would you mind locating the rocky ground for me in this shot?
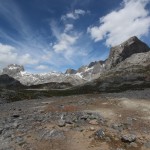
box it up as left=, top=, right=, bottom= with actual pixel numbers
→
left=0, top=89, right=150, bottom=150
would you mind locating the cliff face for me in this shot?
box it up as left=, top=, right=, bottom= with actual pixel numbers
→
left=105, top=36, right=150, bottom=70
left=74, top=37, right=150, bottom=93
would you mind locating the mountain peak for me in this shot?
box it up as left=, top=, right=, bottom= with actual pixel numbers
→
left=2, top=64, right=24, bottom=76
left=105, top=36, right=150, bottom=69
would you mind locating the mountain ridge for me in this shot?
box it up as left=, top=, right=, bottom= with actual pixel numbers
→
left=1, top=36, right=149, bottom=89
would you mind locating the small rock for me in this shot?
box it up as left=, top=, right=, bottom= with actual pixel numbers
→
left=58, top=120, right=65, bottom=127
left=105, top=137, right=111, bottom=142
left=89, top=119, right=98, bottom=125
left=12, top=114, right=20, bottom=118
left=130, top=142, right=138, bottom=148
left=65, top=117, right=73, bottom=124
left=13, top=122, right=19, bottom=128
left=90, top=127, right=95, bottom=131
left=95, top=129, right=105, bottom=139
left=0, top=128, right=3, bottom=134
left=121, top=134, right=136, bottom=143
left=80, top=115, right=88, bottom=120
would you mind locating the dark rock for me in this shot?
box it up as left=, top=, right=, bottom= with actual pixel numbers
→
left=12, top=114, right=20, bottom=118
left=95, top=129, right=105, bottom=139
left=88, top=60, right=105, bottom=68
left=0, top=128, right=3, bottom=134
left=0, top=74, right=25, bottom=89
left=121, top=134, right=136, bottom=143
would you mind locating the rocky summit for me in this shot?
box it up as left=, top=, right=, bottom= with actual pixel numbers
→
left=105, top=36, right=150, bottom=70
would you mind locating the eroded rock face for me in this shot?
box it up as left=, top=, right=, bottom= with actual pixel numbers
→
left=105, top=36, right=150, bottom=70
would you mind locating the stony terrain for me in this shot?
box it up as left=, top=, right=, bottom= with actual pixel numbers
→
left=0, top=89, right=150, bottom=150
left=0, top=36, right=150, bottom=150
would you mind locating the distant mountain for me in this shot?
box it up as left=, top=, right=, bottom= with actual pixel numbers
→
left=1, top=64, right=86, bottom=86
left=65, top=60, right=105, bottom=81
left=1, top=36, right=150, bottom=92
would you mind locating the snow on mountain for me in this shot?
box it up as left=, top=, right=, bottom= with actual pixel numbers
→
left=2, top=64, right=86, bottom=86
left=66, top=61, right=105, bottom=81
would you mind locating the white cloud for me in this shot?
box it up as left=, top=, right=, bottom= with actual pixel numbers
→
left=0, top=43, right=38, bottom=69
left=88, top=0, right=150, bottom=46
left=64, top=24, right=74, bottom=32
left=35, top=65, right=49, bottom=70
left=0, top=43, right=18, bottom=66
left=53, top=33, right=78, bottom=52
left=19, top=54, right=38, bottom=65
left=75, top=9, right=86, bottom=15
left=61, top=9, right=89, bottom=20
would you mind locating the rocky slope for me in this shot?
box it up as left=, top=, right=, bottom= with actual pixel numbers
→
left=0, top=90, right=150, bottom=150
left=0, top=74, right=25, bottom=89
left=74, top=37, right=150, bottom=92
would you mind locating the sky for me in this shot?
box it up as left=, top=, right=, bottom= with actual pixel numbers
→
left=0, top=0, right=150, bottom=73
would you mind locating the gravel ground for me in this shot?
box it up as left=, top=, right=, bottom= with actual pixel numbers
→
left=0, top=89, right=150, bottom=150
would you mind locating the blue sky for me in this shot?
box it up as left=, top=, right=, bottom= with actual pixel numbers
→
left=0, top=0, right=150, bottom=73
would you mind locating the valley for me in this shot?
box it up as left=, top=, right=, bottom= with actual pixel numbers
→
left=0, top=36, right=150, bottom=150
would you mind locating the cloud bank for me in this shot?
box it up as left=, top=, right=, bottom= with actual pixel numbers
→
left=88, top=0, right=150, bottom=46
left=0, top=43, right=37, bottom=69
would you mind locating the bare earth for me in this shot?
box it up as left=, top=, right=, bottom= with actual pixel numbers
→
left=0, top=89, right=150, bottom=150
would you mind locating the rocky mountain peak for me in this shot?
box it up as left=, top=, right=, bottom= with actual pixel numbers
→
left=65, top=69, right=77, bottom=74
left=2, top=64, right=24, bottom=76
left=105, top=36, right=150, bottom=69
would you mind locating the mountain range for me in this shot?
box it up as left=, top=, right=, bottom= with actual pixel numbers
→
left=0, top=36, right=150, bottom=91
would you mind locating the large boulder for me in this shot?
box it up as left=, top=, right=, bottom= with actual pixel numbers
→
left=105, top=36, right=150, bottom=70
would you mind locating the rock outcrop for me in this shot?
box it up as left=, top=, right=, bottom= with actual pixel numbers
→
left=105, top=36, right=150, bottom=70
left=74, top=37, right=150, bottom=93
